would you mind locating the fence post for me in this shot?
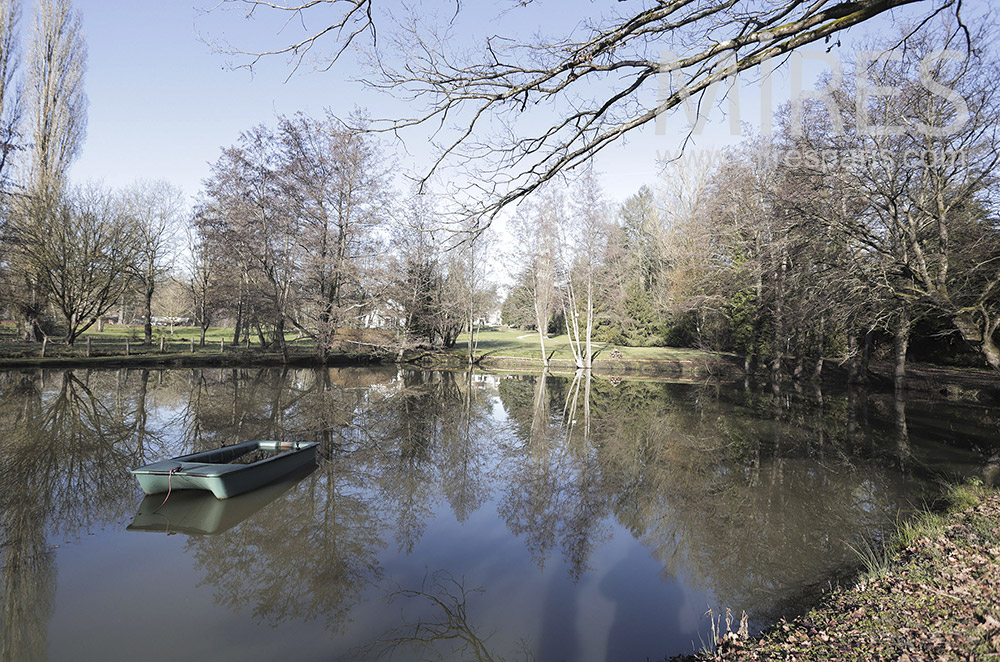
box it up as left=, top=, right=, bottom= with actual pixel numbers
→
left=125, top=338, right=130, bottom=356
left=41, top=337, right=47, bottom=358
left=190, top=337, right=195, bottom=353
left=86, top=337, right=92, bottom=357
left=220, top=338, right=225, bottom=352
left=159, top=337, right=165, bottom=353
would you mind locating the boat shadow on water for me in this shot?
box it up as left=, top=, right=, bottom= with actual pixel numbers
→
left=126, top=462, right=317, bottom=535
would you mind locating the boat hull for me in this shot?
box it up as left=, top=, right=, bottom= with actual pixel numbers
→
left=128, top=463, right=316, bottom=534
left=131, top=440, right=318, bottom=500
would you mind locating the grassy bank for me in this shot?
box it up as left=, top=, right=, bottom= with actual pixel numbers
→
left=675, top=482, right=1000, bottom=661
left=0, top=324, right=388, bottom=368
left=0, top=324, right=742, bottom=376
left=429, top=328, right=742, bottom=377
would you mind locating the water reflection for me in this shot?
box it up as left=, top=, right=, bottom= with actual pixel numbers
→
left=0, top=370, right=158, bottom=662
left=0, top=366, right=996, bottom=661
left=349, top=570, right=515, bottom=662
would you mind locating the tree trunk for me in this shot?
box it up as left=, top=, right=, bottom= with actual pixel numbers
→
left=143, top=285, right=154, bottom=345
left=467, top=317, right=474, bottom=365
left=893, top=307, right=910, bottom=391
left=563, top=280, right=585, bottom=369
left=982, top=334, right=1000, bottom=372
left=894, top=390, right=911, bottom=467
left=847, top=333, right=858, bottom=384
left=22, top=282, right=43, bottom=342
left=275, top=317, right=289, bottom=363
left=232, top=297, right=243, bottom=345
left=812, top=314, right=825, bottom=381
left=533, top=296, right=549, bottom=367
left=849, top=330, right=873, bottom=385
left=584, top=275, right=593, bottom=370
left=770, top=248, right=787, bottom=384
left=22, top=315, right=40, bottom=342
left=536, top=326, right=548, bottom=367
left=952, top=312, right=1000, bottom=371
left=860, top=331, right=873, bottom=383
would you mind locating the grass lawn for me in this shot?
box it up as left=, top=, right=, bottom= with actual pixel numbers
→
left=0, top=323, right=318, bottom=361
left=0, top=322, right=716, bottom=366
left=446, top=327, right=713, bottom=362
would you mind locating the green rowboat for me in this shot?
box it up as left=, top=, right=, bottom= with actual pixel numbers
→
left=130, top=440, right=319, bottom=500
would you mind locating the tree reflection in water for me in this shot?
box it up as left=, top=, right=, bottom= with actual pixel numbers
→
left=1, top=366, right=996, bottom=661
left=346, top=570, right=530, bottom=662
left=0, top=369, right=167, bottom=662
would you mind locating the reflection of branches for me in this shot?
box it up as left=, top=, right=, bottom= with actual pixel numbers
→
left=0, top=371, right=159, bottom=538
left=495, top=374, right=963, bottom=624
left=0, top=433, right=55, bottom=662
left=499, top=372, right=610, bottom=577
left=0, top=368, right=198, bottom=662
left=352, top=570, right=532, bottom=662
left=0, top=530, right=54, bottom=662
left=190, top=465, right=385, bottom=633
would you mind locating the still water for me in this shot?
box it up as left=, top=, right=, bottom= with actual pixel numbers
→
left=1, top=367, right=996, bottom=661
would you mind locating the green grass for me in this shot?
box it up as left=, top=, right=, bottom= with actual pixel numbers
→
left=849, top=481, right=987, bottom=584
left=0, top=323, right=717, bottom=366
left=0, top=324, right=318, bottom=362
left=448, top=327, right=713, bottom=362
left=84, top=324, right=233, bottom=342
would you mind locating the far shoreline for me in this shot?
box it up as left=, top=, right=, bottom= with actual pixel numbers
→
left=0, top=325, right=996, bottom=400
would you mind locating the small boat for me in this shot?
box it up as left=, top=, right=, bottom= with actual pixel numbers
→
left=130, top=440, right=319, bottom=500
left=127, top=463, right=316, bottom=535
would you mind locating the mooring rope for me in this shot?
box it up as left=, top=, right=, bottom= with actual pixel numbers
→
left=155, top=467, right=179, bottom=511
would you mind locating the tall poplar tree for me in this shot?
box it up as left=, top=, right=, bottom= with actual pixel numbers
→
left=7, top=0, right=87, bottom=341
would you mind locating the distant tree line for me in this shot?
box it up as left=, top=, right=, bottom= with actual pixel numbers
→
left=502, top=21, right=1000, bottom=384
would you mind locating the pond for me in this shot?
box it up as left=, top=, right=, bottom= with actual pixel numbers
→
left=0, top=367, right=997, bottom=661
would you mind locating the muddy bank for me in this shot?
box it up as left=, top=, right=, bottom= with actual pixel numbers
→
left=671, top=486, right=1000, bottom=662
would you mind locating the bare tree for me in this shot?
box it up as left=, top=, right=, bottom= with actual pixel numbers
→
left=121, top=180, right=185, bottom=345
left=798, top=22, right=1000, bottom=373
left=6, top=0, right=86, bottom=342
left=510, top=188, right=560, bottom=366
left=206, top=0, right=959, bottom=222
left=184, top=224, right=218, bottom=346
left=198, top=125, right=296, bottom=357
left=452, top=222, right=495, bottom=365
left=20, top=185, right=138, bottom=344
left=391, top=192, right=446, bottom=347
left=559, top=170, right=610, bottom=370
left=278, top=110, right=390, bottom=359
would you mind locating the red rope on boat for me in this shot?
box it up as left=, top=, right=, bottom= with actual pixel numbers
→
left=156, top=467, right=179, bottom=510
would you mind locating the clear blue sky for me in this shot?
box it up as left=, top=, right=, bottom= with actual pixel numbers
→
left=63, top=0, right=967, bottom=210
left=69, top=0, right=676, bottom=207
left=69, top=1, right=377, bottom=204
